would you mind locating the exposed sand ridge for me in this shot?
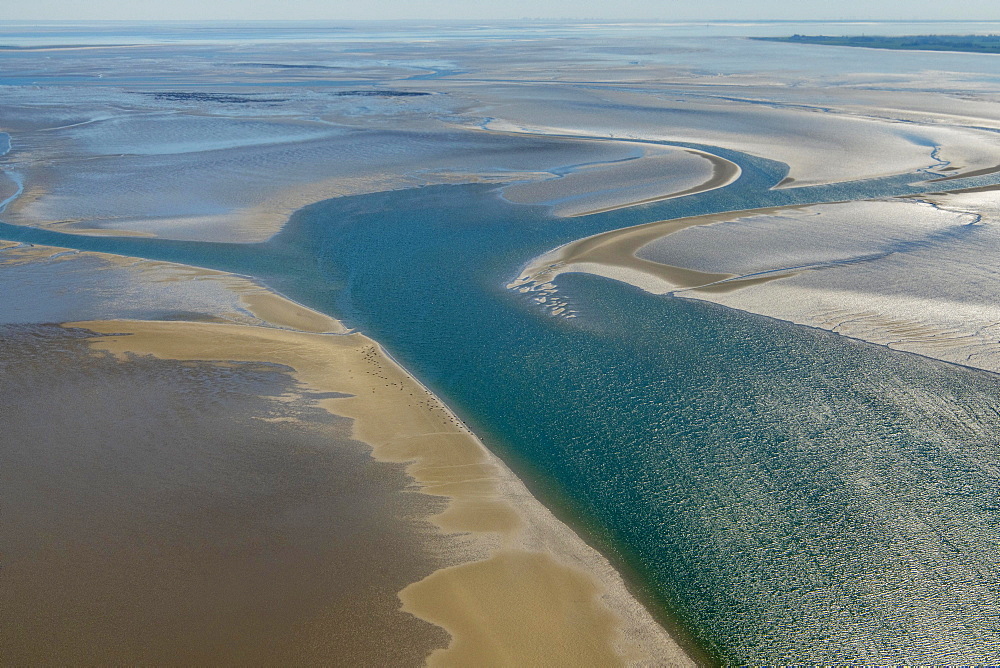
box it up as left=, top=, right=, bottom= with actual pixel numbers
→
left=508, top=205, right=809, bottom=300
left=479, top=123, right=742, bottom=216
left=65, top=295, right=692, bottom=666
left=513, top=194, right=1000, bottom=376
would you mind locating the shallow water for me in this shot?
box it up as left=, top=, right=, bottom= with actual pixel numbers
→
left=4, top=144, right=1000, bottom=660
left=264, top=176, right=1000, bottom=663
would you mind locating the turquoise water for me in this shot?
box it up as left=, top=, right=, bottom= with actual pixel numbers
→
left=3, top=148, right=1000, bottom=662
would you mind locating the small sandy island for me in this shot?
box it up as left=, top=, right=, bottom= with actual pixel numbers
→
left=508, top=205, right=806, bottom=301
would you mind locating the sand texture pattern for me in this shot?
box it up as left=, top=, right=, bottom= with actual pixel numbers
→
left=72, top=315, right=692, bottom=666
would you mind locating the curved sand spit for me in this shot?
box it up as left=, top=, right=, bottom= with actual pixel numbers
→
left=509, top=205, right=808, bottom=297
left=480, top=125, right=742, bottom=217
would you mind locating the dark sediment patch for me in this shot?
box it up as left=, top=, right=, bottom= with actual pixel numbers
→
left=0, top=324, right=448, bottom=666
left=235, top=62, right=342, bottom=70
left=140, top=92, right=289, bottom=104
left=331, top=90, right=432, bottom=97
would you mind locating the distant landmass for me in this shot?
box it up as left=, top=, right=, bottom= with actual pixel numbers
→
left=754, top=34, right=1000, bottom=54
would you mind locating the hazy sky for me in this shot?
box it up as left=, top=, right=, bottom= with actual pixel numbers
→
left=6, top=0, right=1000, bottom=21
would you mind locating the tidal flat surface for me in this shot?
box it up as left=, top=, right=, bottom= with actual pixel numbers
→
left=6, top=19, right=1000, bottom=664
left=0, top=324, right=449, bottom=665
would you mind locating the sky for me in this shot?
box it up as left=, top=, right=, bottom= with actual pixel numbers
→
left=5, top=0, right=1000, bottom=22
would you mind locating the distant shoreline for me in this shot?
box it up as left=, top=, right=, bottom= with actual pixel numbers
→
left=754, top=34, right=1000, bottom=55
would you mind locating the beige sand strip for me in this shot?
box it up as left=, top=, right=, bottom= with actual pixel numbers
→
left=510, top=204, right=807, bottom=296
left=567, top=149, right=742, bottom=217
left=70, top=316, right=692, bottom=666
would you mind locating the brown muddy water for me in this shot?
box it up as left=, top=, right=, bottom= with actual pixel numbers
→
left=0, top=325, right=449, bottom=665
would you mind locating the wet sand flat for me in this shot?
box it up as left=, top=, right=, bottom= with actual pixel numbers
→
left=0, top=324, right=449, bottom=665
left=509, top=205, right=805, bottom=296
left=498, top=138, right=738, bottom=217
left=67, top=318, right=691, bottom=666
left=563, top=148, right=742, bottom=217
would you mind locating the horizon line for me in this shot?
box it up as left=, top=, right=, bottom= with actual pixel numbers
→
left=4, top=18, right=1000, bottom=24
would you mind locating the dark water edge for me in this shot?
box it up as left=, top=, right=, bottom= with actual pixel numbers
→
left=0, top=324, right=449, bottom=666
left=755, top=34, right=1000, bottom=55
left=3, top=146, right=1000, bottom=661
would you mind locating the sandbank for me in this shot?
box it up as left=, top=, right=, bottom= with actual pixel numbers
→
left=509, top=205, right=805, bottom=298
left=71, top=314, right=692, bottom=666
left=574, top=149, right=740, bottom=216
left=563, top=148, right=740, bottom=217
left=513, top=194, right=1000, bottom=377
left=477, top=97, right=1000, bottom=190
left=484, top=125, right=742, bottom=217
left=0, top=240, right=347, bottom=328
left=2, top=96, right=680, bottom=244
